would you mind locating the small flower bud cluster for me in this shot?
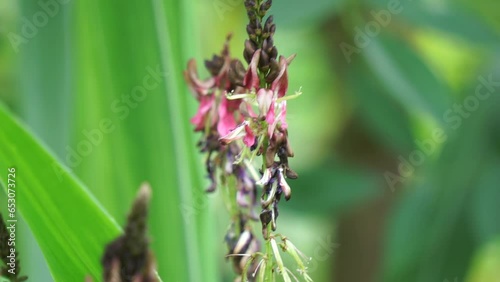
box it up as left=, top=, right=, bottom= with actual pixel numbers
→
left=100, top=184, right=158, bottom=282
left=0, top=213, right=28, bottom=282
left=244, top=0, right=278, bottom=79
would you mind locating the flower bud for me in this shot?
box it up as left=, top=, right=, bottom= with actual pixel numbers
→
left=278, top=169, right=292, bottom=201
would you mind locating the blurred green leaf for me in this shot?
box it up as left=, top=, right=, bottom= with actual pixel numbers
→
left=381, top=74, right=499, bottom=282
left=272, top=0, right=345, bottom=27
left=363, top=36, right=450, bottom=122
left=468, top=160, right=500, bottom=243
left=16, top=1, right=75, bottom=279
left=0, top=103, right=121, bottom=281
left=72, top=1, right=216, bottom=281
left=381, top=181, right=435, bottom=282
left=369, top=0, right=499, bottom=44
left=286, top=160, right=382, bottom=215
left=348, top=55, right=415, bottom=154
left=467, top=238, right=500, bottom=282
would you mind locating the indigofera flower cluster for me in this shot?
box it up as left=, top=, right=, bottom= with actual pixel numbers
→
left=184, top=0, right=311, bottom=281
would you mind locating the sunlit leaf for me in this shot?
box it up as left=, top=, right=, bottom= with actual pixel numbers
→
left=0, top=103, right=121, bottom=281
left=467, top=238, right=500, bottom=282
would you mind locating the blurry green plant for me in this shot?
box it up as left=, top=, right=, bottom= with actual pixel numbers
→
left=0, top=0, right=499, bottom=281
left=1, top=0, right=216, bottom=281
left=0, top=104, right=121, bottom=281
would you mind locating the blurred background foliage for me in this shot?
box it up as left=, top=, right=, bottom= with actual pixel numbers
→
left=1, top=0, right=499, bottom=281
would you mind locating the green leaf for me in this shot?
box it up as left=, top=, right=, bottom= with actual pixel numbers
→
left=467, top=238, right=500, bottom=282
left=380, top=78, right=498, bottom=282
left=71, top=0, right=217, bottom=281
left=0, top=103, right=121, bottom=281
left=285, top=160, right=382, bottom=215
left=16, top=1, right=73, bottom=279
left=272, top=0, right=345, bottom=27
left=362, top=35, right=450, bottom=123
left=348, top=55, right=415, bottom=154
left=369, top=0, right=499, bottom=45
left=468, top=160, right=500, bottom=243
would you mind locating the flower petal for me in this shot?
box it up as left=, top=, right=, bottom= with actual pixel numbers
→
left=271, top=56, right=289, bottom=98
left=265, top=102, right=275, bottom=125
left=278, top=101, right=288, bottom=129
left=267, top=104, right=283, bottom=138
left=217, top=96, right=237, bottom=136
left=243, top=124, right=256, bottom=147
left=257, top=168, right=273, bottom=186
left=257, top=88, right=273, bottom=116
left=239, top=100, right=257, bottom=118
left=190, top=95, right=215, bottom=131
left=184, top=59, right=215, bottom=97
left=278, top=168, right=292, bottom=201
left=243, top=50, right=261, bottom=91
left=219, top=121, right=248, bottom=145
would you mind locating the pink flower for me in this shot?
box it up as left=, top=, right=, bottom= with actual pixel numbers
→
left=254, top=85, right=288, bottom=138
left=217, top=96, right=242, bottom=136
left=243, top=124, right=256, bottom=147
left=190, top=95, right=216, bottom=131
left=256, top=89, right=274, bottom=123
left=184, top=42, right=245, bottom=135
left=184, top=59, right=215, bottom=97
left=243, top=50, right=261, bottom=91
left=219, top=121, right=255, bottom=147
left=271, top=55, right=295, bottom=98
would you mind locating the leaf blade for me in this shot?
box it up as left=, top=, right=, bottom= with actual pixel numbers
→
left=0, top=103, right=121, bottom=281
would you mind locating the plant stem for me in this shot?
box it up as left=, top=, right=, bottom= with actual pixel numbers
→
left=264, top=229, right=274, bottom=281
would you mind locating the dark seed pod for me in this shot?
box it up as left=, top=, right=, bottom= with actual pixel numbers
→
left=277, top=146, right=288, bottom=165
left=232, top=59, right=247, bottom=77
left=259, top=209, right=273, bottom=238
left=258, top=8, right=267, bottom=18
left=264, top=16, right=274, bottom=31
left=261, top=0, right=272, bottom=13
left=285, top=167, right=299, bottom=179
left=247, top=10, right=257, bottom=22
left=261, top=64, right=270, bottom=74
left=265, top=143, right=277, bottom=168
left=254, top=20, right=262, bottom=36
left=246, top=24, right=255, bottom=37
left=269, top=24, right=276, bottom=34
left=245, top=0, right=256, bottom=11
left=272, top=202, right=279, bottom=230
left=265, top=59, right=280, bottom=83
left=229, top=59, right=246, bottom=87
left=266, top=38, right=274, bottom=51
left=258, top=50, right=270, bottom=69
left=204, top=55, right=224, bottom=77
left=261, top=38, right=269, bottom=52
left=244, top=39, right=257, bottom=55
left=244, top=48, right=253, bottom=64
left=269, top=46, right=278, bottom=60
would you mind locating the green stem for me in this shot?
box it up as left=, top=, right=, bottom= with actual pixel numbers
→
left=264, top=229, right=274, bottom=281
left=261, top=135, right=269, bottom=171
